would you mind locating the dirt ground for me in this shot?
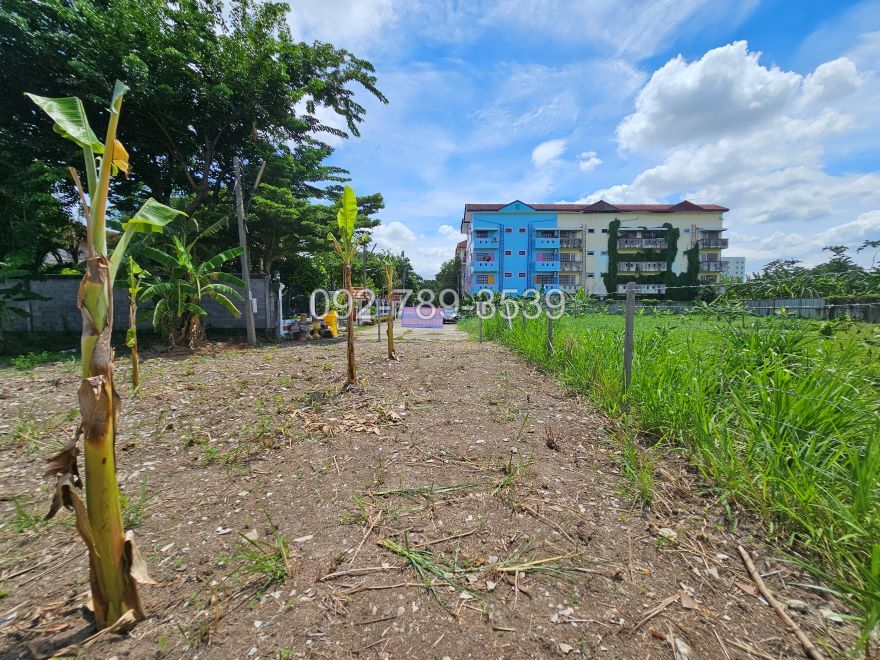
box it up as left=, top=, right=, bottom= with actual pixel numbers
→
left=0, top=325, right=859, bottom=658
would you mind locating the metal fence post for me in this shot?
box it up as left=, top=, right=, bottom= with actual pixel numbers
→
left=547, top=309, right=553, bottom=356
left=478, top=303, right=483, bottom=343
left=623, top=281, right=635, bottom=392
left=377, top=297, right=382, bottom=342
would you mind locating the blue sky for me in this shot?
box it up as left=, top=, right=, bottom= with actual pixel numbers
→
left=290, top=0, right=880, bottom=277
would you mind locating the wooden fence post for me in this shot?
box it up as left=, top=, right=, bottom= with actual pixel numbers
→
left=623, top=281, right=635, bottom=392
left=377, top=297, right=382, bottom=342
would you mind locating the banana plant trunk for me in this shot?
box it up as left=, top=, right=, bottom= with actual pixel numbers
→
left=79, top=257, right=143, bottom=627
left=384, top=268, right=395, bottom=359
left=129, top=292, right=140, bottom=389
left=343, top=264, right=357, bottom=384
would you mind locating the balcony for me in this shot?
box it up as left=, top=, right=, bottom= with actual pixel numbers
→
left=560, top=238, right=583, bottom=248
left=534, top=236, right=560, bottom=248
left=698, top=238, right=729, bottom=249
left=534, top=260, right=559, bottom=271
left=619, top=261, right=664, bottom=272
left=618, top=238, right=668, bottom=249
left=473, top=237, right=499, bottom=248
left=559, top=260, right=581, bottom=272
left=700, top=261, right=727, bottom=272
left=473, top=260, right=498, bottom=272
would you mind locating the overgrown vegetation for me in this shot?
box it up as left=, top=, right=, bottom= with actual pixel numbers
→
left=466, top=311, right=880, bottom=649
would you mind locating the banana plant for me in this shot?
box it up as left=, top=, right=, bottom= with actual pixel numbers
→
left=382, top=258, right=396, bottom=360
left=140, top=238, right=245, bottom=349
left=126, top=257, right=146, bottom=390
left=328, top=186, right=358, bottom=385
left=27, top=83, right=185, bottom=629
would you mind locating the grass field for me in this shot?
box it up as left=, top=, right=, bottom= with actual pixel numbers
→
left=464, top=311, right=880, bottom=646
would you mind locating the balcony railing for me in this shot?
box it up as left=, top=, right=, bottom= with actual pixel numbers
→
left=699, top=261, right=727, bottom=272
left=534, top=237, right=560, bottom=248
left=473, top=261, right=498, bottom=272
left=559, top=261, right=581, bottom=271
left=618, top=238, right=668, bottom=249
left=534, top=261, right=559, bottom=271
left=473, top=237, right=499, bottom=248
left=698, top=238, right=729, bottom=249
left=618, top=261, right=664, bottom=272
left=560, top=238, right=583, bottom=248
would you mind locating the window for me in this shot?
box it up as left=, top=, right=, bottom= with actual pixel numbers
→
left=683, top=228, right=691, bottom=233
left=587, top=251, right=595, bottom=256
left=600, top=272, right=608, bottom=277
left=587, top=228, right=595, bottom=234
left=600, top=250, right=608, bottom=256
left=601, top=228, right=608, bottom=234
left=518, top=272, right=526, bottom=278
left=518, top=250, right=526, bottom=255
left=476, top=274, right=494, bottom=285
left=505, top=227, right=512, bottom=233
left=504, top=250, right=512, bottom=256
left=519, top=228, right=526, bottom=233
left=504, top=272, right=512, bottom=278
left=587, top=272, right=595, bottom=278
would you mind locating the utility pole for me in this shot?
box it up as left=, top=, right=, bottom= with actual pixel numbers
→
left=233, top=156, right=257, bottom=347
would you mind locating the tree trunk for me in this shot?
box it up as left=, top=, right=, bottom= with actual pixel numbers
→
left=343, top=264, right=356, bottom=384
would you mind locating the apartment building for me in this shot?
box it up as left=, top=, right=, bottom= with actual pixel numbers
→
left=459, top=199, right=728, bottom=296
left=722, top=256, right=746, bottom=279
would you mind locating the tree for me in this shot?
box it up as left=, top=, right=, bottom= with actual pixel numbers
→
left=328, top=186, right=359, bottom=385
left=30, top=82, right=185, bottom=629
left=140, top=232, right=246, bottom=349
left=433, top=256, right=462, bottom=296
left=1, top=0, right=386, bottom=264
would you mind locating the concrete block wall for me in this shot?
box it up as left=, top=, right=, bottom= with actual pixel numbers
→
left=3, top=276, right=278, bottom=334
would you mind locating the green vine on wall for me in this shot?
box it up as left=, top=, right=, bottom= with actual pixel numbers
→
left=602, top=218, right=621, bottom=295
left=606, top=221, right=699, bottom=300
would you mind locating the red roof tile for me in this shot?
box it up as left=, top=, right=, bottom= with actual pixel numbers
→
left=463, top=199, right=728, bottom=214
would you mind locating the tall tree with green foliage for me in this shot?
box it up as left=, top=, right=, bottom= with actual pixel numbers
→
left=1, top=0, right=386, bottom=268
left=28, top=82, right=184, bottom=628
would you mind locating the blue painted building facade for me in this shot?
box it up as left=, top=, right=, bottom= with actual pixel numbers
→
left=462, top=201, right=557, bottom=294
left=459, top=200, right=729, bottom=296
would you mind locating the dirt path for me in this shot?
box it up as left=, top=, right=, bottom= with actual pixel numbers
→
left=0, top=329, right=856, bottom=658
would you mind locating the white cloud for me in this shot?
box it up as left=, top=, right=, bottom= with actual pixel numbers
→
left=577, top=151, right=602, bottom=171
left=531, top=139, right=567, bottom=167
left=371, top=221, right=417, bottom=253
left=288, top=0, right=396, bottom=51
left=488, top=0, right=758, bottom=59
left=617, top=41, right=802, bottom=151
left=800, top=57, right=862, bottom=106
left=438, top=224, right=458, bottom=236
left=729, top=210, right=880, bottom=266
left=581, top=40, right=880, bottom=268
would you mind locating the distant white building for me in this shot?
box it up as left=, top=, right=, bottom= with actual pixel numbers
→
left=723, top=256, right=746, bottom=279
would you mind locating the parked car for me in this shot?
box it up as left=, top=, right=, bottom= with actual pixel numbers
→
left=441, top=307, right=461, bottom=323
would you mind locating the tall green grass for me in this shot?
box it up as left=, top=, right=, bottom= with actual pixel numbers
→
left=465, top=312, right=880, bottom=648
